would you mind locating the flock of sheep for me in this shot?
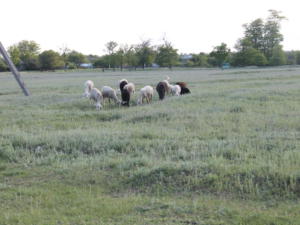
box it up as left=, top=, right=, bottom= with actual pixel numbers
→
left=83, top=77, right=191, bottom=110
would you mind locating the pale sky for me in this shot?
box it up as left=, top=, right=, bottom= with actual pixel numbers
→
left=1, top=0, right=299, bottom=55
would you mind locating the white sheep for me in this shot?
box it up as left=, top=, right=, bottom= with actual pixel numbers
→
left=170, top=84, right=181, bottom=96
left=101, top=86, right=121, bottom=105
left=137, top=85, right=154, bottom=105
left=123, top=82, right=135, bottom=95
left=89, top=87, right=103, bottom=110
left=83, top=80, right=94, bottom=97
left=162, top=76, right=171, bottom=94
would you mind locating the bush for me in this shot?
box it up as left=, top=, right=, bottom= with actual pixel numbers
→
left=39, top=50, right=64, bottom=70
left=0, top=57, right=8, bottom=71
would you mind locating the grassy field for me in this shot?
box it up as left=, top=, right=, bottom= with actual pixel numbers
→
left=1, top=67, right=300, bottom=224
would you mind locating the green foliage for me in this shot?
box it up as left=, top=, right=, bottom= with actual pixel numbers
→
left=155, top=41, right=178, bottom=68
left=243, top=18, right=265, bottom=52
left=190, top=53, right=209, bottom=67
left=269, top=45, right=286, bottom=66
left=285, top=51, right=297, bottom=65
left=231, top=47, right=267, bottom=66
left=263, top=10, right=286, bottom=59
left=8, top=40, right=40, bottom=70
left=105, top=41, right=118, bottom=69
left=135, top=40, right=156, bottom=69
left=209, top=43, right=231, bottom=66
left=296, top=51, right=300, bottom=65
left=235, top=10, right=286, bottom=66
left=0, top=57, right=8, bottom=71
left=39, top=50, right=64, bottom=70
left=7, top=45, right=21, bottom=67
left=93, top=57, right=109, bottom=68
left=67, top=51, right=87, bottom=67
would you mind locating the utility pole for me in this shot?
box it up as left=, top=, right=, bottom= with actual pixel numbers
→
left=0, top=42, right=30, bottom=96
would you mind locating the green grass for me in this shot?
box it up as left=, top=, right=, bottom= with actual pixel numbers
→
left=1, top=67, right=300, bottom=224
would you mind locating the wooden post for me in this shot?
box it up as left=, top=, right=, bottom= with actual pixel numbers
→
left=0, top=42, right=30, bottom=96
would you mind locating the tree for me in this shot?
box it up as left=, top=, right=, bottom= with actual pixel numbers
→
left=135, top=40, right=156, bottom=69
left=263, top=10, right=286, bottom=59
left=209, top=43, right=230, bottom=66
left=155, top=40, right=178, bottom=69
left=239, top=10, right=286, bottom=62
left=7, top=45, right=21, bottom=68
left=243, top=19, right=265, bottom=52
left=234, top=10, right=286, bottom=66
left=269, top=45, right=286, bottom=66
left=105, top=41, right=118, bottom=69
left=39, top=50, right=64, bottom=70
left=191, top=53, right=209, bottom=67
left=67, top=51, right=87, bottom=67
left=93, top=56, right=109, bottom=68
left=59, top=45, right=71, bottom=69
left=0, top=57, right=8, bottom=72
left=296, top=51, right=300, bottom=65
left=285, top=51, right=297, bottom=65
left=8, top=40, right=40, bottom=70
left=231, top=47, right=267, bottom=66
left=124, top=46, right=138, bottom=69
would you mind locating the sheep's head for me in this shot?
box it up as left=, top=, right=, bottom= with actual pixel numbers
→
left=83, top=92, right=90, bottom=98
left=96, top=103, right=102, bottom=110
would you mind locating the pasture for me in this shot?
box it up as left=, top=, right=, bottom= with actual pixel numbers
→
left=1, top=67, right=300, bottom=224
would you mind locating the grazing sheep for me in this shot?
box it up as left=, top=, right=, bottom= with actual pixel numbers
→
left=120, top=82, right=135, bottom=106
left=180, top=87, right=191, bottom=94
left=156, top=81, right=168, bottom=100
left=119, top=79, right=128, bottom=92
left=162, top=76, right=171, bottom=94
left=83, top=80, right=94, bottom=97
left=176, top=82, right=191, bottom=95
left=170, top=84, right=181, bottom=96
left=123, top=82, right=135, bottom=94
left=121, top=88, right=130, bottom=106
left=101, top=86, right=121, bottom=105
left=137, top=85, right=154, bottom=105
left=176, top=82, right=187, bottom=88
left=89, top=88, right=103, bottom=110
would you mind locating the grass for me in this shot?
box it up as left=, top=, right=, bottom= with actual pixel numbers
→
left=1, top=67, right=300, bottom=224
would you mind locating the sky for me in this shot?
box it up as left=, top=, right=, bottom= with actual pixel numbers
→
left=1, top=0, right=300, bottom=55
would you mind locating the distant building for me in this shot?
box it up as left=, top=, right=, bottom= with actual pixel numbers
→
left=151, top=63, right=160, bottom=68
left=179, top=54, right=193, bottom=65
left=79, top=63, right=93, bottom=69
left=222, top=63, right=230, bottom=69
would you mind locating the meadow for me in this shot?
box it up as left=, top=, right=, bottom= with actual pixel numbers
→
left=1, top=67, right=300, bottom=225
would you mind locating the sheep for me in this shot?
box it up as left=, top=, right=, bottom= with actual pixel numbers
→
left=120, top=82, right=135, bottom=106
left=121, top=88, right=130, bottom=106
left=156, top=81, right=168, bottom=100
left=101, top=86, right=121, bottom=105
left=83, top=80, right=94, bottom=97
left=89, top=87, right=103, bottom=110
left=137, top=85, right=154, bottom=105
left=176, top=82, right=191, bottom=95
left=123, top=82, right=135, bottom=94
left=170, top=84, right=181, bottom=96
left=180, top=87, right=191, bottom=94
left=119, top=79, right=128, bottom=92
left=175, top=82, right=187, bottom=88
left=162, top=76, right=171, bottom=94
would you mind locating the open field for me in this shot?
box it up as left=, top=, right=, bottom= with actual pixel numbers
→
left=1, top=67, right=300, bottom=224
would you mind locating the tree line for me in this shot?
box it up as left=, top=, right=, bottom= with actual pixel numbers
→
left=1, top=10, right=300, bottom=72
